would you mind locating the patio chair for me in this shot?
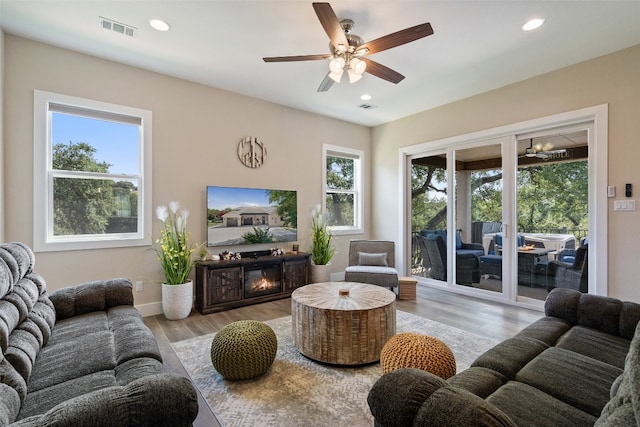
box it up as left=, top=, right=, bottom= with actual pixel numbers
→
left=547, top=243, right=588, bottom=293
left=423, top=234, right=480, bottom=285
left=417, top=234, right=433, bottom=278
left=420, top=229, right=485, bottom=257
left=344, top=240, right=399, bottom=289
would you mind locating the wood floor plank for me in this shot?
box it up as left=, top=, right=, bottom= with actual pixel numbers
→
left=146, top=284, right=544, bottom=426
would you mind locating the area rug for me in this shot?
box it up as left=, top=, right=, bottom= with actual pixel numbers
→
left=171, top=311, right=499, bottom=427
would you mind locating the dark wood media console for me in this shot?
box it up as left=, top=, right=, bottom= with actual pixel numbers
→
left=195, top=250, right=311, bottom=314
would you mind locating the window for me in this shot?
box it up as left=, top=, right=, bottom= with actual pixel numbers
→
left=323, top=144, right=363, bottom=234
left=33, top=90, right=152, bottom=251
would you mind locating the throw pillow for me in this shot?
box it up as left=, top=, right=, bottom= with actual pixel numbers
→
left=358, top=252, right=388, bottom=267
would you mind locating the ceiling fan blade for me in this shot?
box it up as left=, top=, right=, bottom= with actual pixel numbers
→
left=313, top=2, right=349, bottom=51
left=317, top=73, right=335, bottom=92
left=361, top=58, right=405, bottom=84
left=358, top=23, right=434, bottom=55
left=263, top=54, right=332, bottom=62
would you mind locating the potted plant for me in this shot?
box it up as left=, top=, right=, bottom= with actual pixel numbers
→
left=155, top=201, right=197, bottom=320
left=309, top=204, right=335, bottom=283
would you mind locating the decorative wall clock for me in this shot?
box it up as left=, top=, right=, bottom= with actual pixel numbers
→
left=238, top=136, right=267, bottom=168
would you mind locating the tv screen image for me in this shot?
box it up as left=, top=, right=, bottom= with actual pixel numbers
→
left=206, top=186, right=297, bottom=247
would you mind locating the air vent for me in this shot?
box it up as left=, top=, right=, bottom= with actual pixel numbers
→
left=99, top=17, right=137, bottom=37
left=359, top=104, right=378, bottom=110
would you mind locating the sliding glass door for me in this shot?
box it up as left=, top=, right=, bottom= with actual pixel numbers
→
left=515, top=130, right=589, bottom=301
left=407, top=118, right=596, bottom=306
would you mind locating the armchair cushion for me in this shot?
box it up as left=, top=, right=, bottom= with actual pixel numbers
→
left=344, top=266, right=398, bottom=288
left=358, top=252, right=388, bottom=267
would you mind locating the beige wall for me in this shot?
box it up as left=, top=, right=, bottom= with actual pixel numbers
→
left=3, top=35, right=370, bottom=311
left=372, top=44, right=640, bottom=302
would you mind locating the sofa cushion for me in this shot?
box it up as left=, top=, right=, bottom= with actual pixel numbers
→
left=448, top=367, right=507, bottom=399
left=515, top=316, right=572, bottom=346
left=487, top=381, right=597, bottom=426
left=417, top=386, right=516, bottom=426
left=556, top=325, right=630, bottom=369
left=515, top=347, right=622, bottom=417
left=471, top=336, right=549, bottom=379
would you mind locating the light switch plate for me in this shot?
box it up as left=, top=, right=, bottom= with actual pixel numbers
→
left=614, top=200, right=637, bottom=211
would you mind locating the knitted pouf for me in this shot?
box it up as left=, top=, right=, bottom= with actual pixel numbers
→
left=380, top=332, right=456, bottom=379
left=210, top=320, right=277, bottom=380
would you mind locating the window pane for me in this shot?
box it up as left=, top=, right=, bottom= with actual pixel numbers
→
left=52, top=113, right=139, bottom=174
left=325, top=193, right=354, bottom=227
left=326, top=156, right=354, bottom=190
left=53, top=177, right=138, bottom=235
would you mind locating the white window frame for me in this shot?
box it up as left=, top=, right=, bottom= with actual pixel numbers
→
left=322, top=144, right=363, bottom=234
left=33, top=90, right=152, bottom=252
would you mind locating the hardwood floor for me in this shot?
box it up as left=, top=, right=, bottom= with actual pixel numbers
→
left=143, top=284, right=544, bottom=427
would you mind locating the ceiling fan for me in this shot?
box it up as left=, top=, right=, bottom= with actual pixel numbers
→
left=520, top=139, right=567, bottom=160
left=262, top=2, right=434, bottom=92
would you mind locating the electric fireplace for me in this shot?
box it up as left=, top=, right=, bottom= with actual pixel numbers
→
left=244, top=261, right=282, bottom=298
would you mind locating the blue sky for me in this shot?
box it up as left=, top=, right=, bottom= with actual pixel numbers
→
left=207, top=186, right=274, bottom=210
left=52, top=113, right=139, bottom=175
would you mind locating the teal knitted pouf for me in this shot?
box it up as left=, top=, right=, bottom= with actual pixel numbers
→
left=210, top=320, right=278, bottom=380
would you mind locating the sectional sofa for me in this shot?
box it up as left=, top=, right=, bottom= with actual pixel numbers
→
left=368, top=288, right=640, bottom=426
left=0, top=242, right=198, bottom=425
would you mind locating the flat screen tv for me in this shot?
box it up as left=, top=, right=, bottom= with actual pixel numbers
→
left=206, top=186, right=297, bottom=247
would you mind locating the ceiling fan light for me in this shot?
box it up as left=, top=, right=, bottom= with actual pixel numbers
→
left=329, top=57, right=346, bottom=74
left=350, top=58, right=366, bottom=75
left=348, top=69, right=363, bottom=83
left=328, top=70, right=344, bottom=83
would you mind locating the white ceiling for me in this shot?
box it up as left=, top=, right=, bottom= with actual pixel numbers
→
left=2, top=1, right=640, bottom=127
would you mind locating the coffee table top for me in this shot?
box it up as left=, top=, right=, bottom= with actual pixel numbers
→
left=291, top=282, right=396, bottom=311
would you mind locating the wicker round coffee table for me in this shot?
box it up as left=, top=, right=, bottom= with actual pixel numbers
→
left=291, top=282, right=396, bottom=365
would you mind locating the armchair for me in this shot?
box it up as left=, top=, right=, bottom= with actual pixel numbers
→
left=344, top=240, right=399, bottom=289
left=423, top=234, right=480, bottom=285
left=548, top=244, right=588, bottom=293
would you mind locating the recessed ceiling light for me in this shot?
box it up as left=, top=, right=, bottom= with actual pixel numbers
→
left=360, top=94, right=372, bottom=101
left=149, top=18, right=170, bottom=32
left=523, top=18, right=545, bottom=31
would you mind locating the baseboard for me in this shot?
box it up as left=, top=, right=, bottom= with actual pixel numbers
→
left=136, top=301, right=163, bottom=317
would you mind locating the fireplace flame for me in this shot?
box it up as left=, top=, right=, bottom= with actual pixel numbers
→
left=252, top=278, right=273, bottom=293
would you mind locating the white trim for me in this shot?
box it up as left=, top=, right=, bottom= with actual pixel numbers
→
left=322, top=144, right=364, bottom=235
left=33, top=90, right=152, bottom=252
left=400, top=104, right=608, bottom=303
left=136, top=301, right=163, bottom=317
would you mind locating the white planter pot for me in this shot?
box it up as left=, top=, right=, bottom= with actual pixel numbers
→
left=311, top=263, right=332, bottom=284
left=162, top=280, right=193, bottom=320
